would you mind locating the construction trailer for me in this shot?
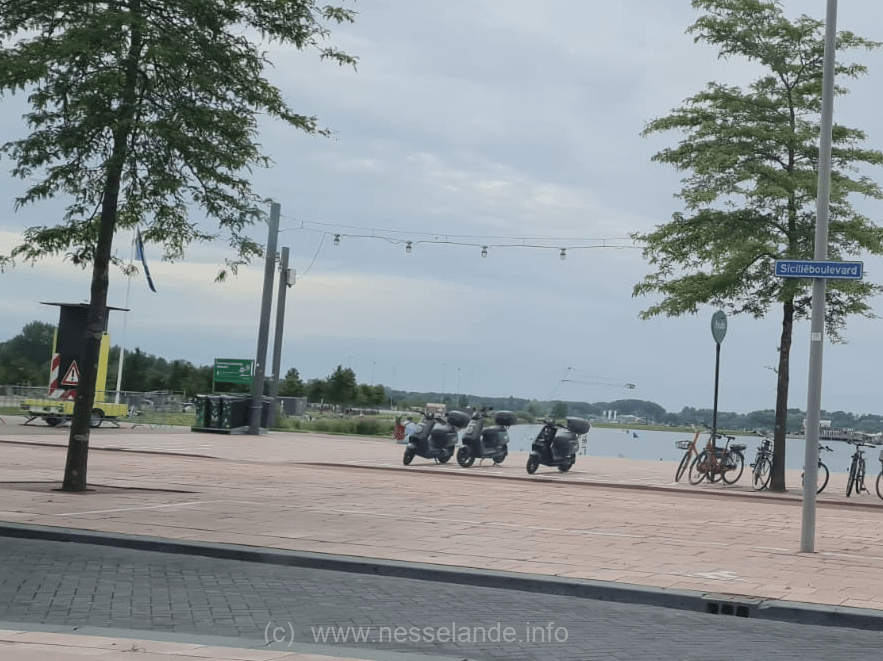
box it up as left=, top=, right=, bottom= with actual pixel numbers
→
left=21, top=302, right=129, bottom=427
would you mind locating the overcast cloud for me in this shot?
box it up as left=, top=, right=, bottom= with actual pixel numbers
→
left=3, top=1, right=883, bottom=416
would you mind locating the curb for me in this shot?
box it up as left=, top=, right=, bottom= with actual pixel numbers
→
left=2, top=522, right=882, bottom=631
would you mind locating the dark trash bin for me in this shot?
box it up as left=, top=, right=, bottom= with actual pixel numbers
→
left=220, top=395, right=250, bottom=429
left=193, top=395, right=210, bottom=428
left=208, top=395, right=223, bottom=428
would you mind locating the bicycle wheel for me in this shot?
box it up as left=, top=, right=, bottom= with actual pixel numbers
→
left=688, top=452, right=708, bottom=485
left=722, top=451, right=744, bottom=485
left=877, top=471, right=883, bottom=501
left=846, top=457, right=858, bottom=497
left=675, top=451, right=692, bottom=482
left=752, top=456, right=772, bottom=491
left=817, top=461, right=829, bottom=494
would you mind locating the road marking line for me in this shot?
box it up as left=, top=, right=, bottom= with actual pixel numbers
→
left=52, top=500, right=222, bottom=516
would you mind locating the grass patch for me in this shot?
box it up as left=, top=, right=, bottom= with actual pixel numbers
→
left=277, top=415, right=394, bottom=437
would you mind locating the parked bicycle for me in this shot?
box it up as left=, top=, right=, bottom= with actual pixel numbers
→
left=674, top=429, right=702, bottom=483
left=688, top=432, right=746, bottom=485
left=846, top=439, right=871, bottom=497
left=877, top=450, right=883, bottom=501
left=800, top=444, right=833, bottom=495
left=749, top=434, right=774, bottom=491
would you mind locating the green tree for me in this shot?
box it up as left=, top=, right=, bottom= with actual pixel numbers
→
left=279, top=368, right=305, bottom=397
left=120, top=348, right=151, bottom=393
left=368, top=384, right=386, bottom=407
left=550, top=401, right=568, bottom=419
left=326, top=365, right=357, bottom=407
left=355, top=384, right=372, bottom=407
left=632, top=0, right=883, bottom=491
left=306, top=378, right=327, bottom=405
left=0, top=1, right=355, bottom=490
left=0, top=321, right=55, bottom=386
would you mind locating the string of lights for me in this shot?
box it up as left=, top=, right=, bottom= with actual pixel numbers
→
left=548, top=366, right=637, bottom=400
left=278, top=212, right=643, bottom=261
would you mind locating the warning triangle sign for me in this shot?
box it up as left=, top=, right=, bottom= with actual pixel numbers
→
left=61, top=361, right=80, bottom=386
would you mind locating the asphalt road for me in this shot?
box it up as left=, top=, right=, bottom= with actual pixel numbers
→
left=1, top=537, right=882, bottom=660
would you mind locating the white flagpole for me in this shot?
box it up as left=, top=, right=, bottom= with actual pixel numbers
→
left=114, top=229, right=136, bottom=404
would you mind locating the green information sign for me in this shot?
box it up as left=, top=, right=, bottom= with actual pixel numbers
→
left=711, top=311, right=727, bottom=345
left=213, top=358, right=254, bottom=385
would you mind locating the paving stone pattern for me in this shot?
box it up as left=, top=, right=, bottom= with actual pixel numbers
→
left=1, top=537, right=882, bottom=661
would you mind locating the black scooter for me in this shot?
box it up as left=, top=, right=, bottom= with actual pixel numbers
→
left=526, top=417, right=590, bottom=474
left=456, top=408, right=517, bottom=467
left=403, top=409, right=470, bottom=465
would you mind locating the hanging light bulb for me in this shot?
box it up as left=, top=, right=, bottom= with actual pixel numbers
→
left=481, top=245, right=488, bottom=258
left=333, top=234, right=340, bottom=246
left=405, top=241, right=412, bottom=253
left=560, top=248, right=566, bottom=261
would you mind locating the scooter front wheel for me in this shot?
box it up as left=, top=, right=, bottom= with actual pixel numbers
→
left=526, top=454, right=540, bottom=474
left=403, top=447, right=416, bottom=466
left=456, top=446, right=475, bottom=468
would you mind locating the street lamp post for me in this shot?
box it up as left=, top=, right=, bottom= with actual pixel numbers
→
left=248, top=202, right=280, bottom=435
left=801, top=0, right=838, bottom=554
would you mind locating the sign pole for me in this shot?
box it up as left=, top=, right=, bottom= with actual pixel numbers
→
left=712, top=342, right=721, bottom=437
left=710, top=311, right=727, bottom=445
left=801, top=0, right=838, bottom=553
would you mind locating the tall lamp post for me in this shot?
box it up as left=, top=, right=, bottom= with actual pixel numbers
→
left=801, top=0, right=838, bottom=553
left=248, top=202, right=280, bottom=435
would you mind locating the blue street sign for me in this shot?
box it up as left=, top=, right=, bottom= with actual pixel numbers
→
left=774, top=260, right=863, bottom=280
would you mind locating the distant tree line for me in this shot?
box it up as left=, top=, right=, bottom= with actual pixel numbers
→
left=0, top=321, right=386, bottom=407
left=2, top=322, right=882, bottom=432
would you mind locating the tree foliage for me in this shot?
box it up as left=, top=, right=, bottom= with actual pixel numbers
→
left=632, top=0, right=883, bottom=490
left=279, top=367, right=305, bottom=397
left=325, top=365, right=357, bottom=406
left=0, top=321, right=55, bottom=385
left=0, top=0, right=356, bottom=490
left=0, top=0, right=357, bottom=270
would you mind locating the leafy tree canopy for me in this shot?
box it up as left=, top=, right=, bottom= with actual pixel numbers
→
left=631, top=0, right=883, bottom=490
left=0, top=0, right=357, bottom=273
left=634, top=0, right=883, bottom=337
left=0, top=0, right=356, bottom=490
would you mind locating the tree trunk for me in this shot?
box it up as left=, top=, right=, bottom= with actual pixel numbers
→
left=60, top=160, right=124, bottom=491
left=769, top=299, right=794, bottom=492
left=61, top=3, right=142, bottom=491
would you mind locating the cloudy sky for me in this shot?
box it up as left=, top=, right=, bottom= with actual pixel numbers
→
left=3, top=0, right=883, bottom=416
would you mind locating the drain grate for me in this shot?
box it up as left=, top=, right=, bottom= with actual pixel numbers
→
left=706, top=601, right=751, bottom=617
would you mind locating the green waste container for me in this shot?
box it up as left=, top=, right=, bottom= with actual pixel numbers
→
left=220, top=396, right=250, bottom=429
left=208, top=396, right=223, bottom=428
left=193, top=395, right=210, bottom=428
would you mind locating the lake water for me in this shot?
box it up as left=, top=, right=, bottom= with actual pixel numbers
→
left=507, top=424, right=872, bottom=475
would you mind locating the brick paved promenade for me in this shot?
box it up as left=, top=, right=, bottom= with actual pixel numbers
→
left=1, top=418, right=882, bottom=658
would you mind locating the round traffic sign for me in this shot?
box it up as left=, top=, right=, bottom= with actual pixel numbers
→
left=711, top=311, right=727, bottom=344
